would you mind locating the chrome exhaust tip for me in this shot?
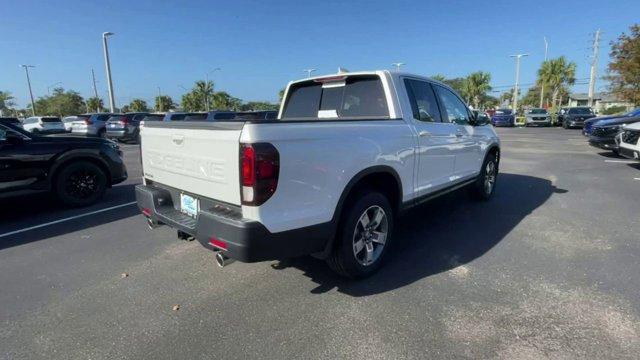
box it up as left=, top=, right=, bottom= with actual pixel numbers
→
left=215, top=252, right=235, bottom=268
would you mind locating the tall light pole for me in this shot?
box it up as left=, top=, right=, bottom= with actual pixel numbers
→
left=303, top=69, right=316, bottom=78
left=391, top=62, right=405, bottom=71
left=588, top=29, right=601, bottom=108
left=539, top=37, right=548, bottom=108
left=205, top=68, right=221, bottom=112
left=20, top=65, right=36, bottom=116
left=510, top=54, right=529, bottom=115
left=47, top=82, right=62, bottom=95
left=102, top=32, right=116, bottom=113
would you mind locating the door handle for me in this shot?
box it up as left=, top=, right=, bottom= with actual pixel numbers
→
left=418, top=131, right=431, bottom=137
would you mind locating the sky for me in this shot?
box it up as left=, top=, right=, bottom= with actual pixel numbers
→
left=1, top=0, right=639, bottom=108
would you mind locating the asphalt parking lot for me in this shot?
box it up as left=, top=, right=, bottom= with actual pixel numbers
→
left=1, top=127, right=639, bottom=359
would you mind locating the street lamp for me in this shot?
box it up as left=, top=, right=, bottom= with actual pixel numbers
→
left=20, top=65, right=36, bottom=116
left=539, top=37, right=549, bottom=108
left=303, top=69, right=316, bottom=78
left=391, top=62, right=405, bottom=71
left=509, top=54, right=529, bottom=116
left=102, top=31, right=116, bottom=113
left=47, top=82, right=62, bottom=95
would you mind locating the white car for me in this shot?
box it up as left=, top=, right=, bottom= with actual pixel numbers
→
left=617, top=122, right=640, bottom=160
left=136, top=70, right=501, bottom=278
left=21, top=116, right=66, bottom=133
left=62, top=116, right=77, bottom=132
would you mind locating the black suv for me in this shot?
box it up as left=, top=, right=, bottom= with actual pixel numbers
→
left=0, top=122, right=127, bottom=207
left=562, top=107, right=596, bottom=129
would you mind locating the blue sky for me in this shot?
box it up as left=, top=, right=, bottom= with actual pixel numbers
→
left=1, top=0, right=639, bottom=108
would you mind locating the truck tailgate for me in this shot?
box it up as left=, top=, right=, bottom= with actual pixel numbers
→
left=140, top=121, right=244, bottom=205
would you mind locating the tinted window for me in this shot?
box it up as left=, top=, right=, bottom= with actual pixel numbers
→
left=434, top=86, right=470, bottom=125
left=169, top=114, right=186, bottom=121
left=184, top=113, right=208, bottom=121
left=529, top=109, right=547, bottom=114
left=142, top=115, right=164, bottom=122
left=404, top=79, right=441, bottom=122
left=495, top=109, right=513, bottom=115
left=282, top=83, right=322, bottom=118
left=0, top=125, right=6, bottom=140
left=212, top=112, right=236, bottom=120
left=569, top=108, right=593, bottom=115
left=282, top=75, right=389, bottom=119
left=108, top=115, right=125, bottom=122
left=96, top=114, right=111, bottom=121
left=41, top=117, right=61, bottom=123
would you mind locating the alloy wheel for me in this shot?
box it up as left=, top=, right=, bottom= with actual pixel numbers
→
left=352, top=205, right=388, bottom=266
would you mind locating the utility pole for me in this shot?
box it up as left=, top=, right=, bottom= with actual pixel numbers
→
left=20, top=65, right=36, bottom=116
left=588, top=29, right=601, bottom=108
left=510, top=54, right=529, bottom=116
left=205, top=68, right=220, bottom=112
left=91, top=69, right=100, bottom=112
left=303, top=69, right=316, bottom=78
left=539, top=37, right=548, bottom=108
left=102, top=32, right=116, bottom=113
left=391, top=62, right=405, bottom=71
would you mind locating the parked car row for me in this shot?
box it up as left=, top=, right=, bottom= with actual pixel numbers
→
left=583, top=107, right=640, bottom=157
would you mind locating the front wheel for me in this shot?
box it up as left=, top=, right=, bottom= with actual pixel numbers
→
left=470, top=152, right=498, bottom=201
left=327, top=191, right=394, bottom=278
left=54, top=161, right=107, bottom=207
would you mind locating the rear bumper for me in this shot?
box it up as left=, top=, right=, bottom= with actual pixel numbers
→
left=135, top=183, right=332, bottom=262
left=106, top=129, right=135, bottom=140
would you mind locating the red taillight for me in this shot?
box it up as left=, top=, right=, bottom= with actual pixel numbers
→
left=142, top=208, right=151, bottom=217
left=240, top=143, right=279, bottom=206
left=209, top=237, right=227, bottom=250
left=121, top=117, right=130, bottom=125
left=84, top=118, right=93, bottom=125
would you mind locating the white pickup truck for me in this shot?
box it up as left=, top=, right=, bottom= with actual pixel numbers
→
left=136, top=70, right=501, bottom=278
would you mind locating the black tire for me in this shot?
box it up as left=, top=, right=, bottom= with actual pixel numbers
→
left=54, top=161, right=107, bottom=207
left=470, top=151, right=499, bottom=201
left=98, top=129, right=107, bottom=138
left=613, top=149, right=620, bottom=156
left=327, top=190, right=394, bottom=278
left=563, top=121, right=569, bottom=129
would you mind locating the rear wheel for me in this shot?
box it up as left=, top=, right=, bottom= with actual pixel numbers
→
left=54, top=161, right=107, bottom=207
left=327, top=191, right=394, bottom=278
left=563, top=121, right=569, bottom=129
left=470, top=151, right=498, bottom=201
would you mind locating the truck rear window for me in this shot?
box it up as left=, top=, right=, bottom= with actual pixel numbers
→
left=282, top=75, right=389, bottom=120
left=41, top=117, right=61, bottom=123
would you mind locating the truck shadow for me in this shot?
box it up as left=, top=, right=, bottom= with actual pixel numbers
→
left=277, top=173, right=567, bottom=296
left=0, top=183, right=139, bottom=250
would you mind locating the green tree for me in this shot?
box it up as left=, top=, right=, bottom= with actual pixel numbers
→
left=31, top=88, right=85, bottom=116
left=240, top=101, right=279, bottom=111
left=462, top=71, right=492, bottom=108
left=0, top=91, right=16, bottom=116
left=128, top=99, right=149, bottom=112
left=430, top=74, right=447, bottom=82
left=181, top=80, right=214, bottom=111
left=86, top=97, right=104, bottom=113
left=607, top=24, right=640, bottom=106
left=278, top=88, right=286, bottom=103
left=212, top=91, right=242, bottom=110
left=538, top=56, right=576, bottom=110
left=154, top=95, right=175, bottom=112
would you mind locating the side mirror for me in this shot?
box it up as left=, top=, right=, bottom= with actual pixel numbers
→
left=471, top=112, right=489, bottom=126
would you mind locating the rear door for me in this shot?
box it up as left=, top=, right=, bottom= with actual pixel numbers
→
left=433, top=85, right=482, bottom=179
left=403, top=78, right=457, bottom=194
left=141, top=121, right=244, bottom=205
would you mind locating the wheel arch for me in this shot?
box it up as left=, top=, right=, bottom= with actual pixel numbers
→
left=316, top=165, right=403, bottom=258
left=49, top=151, right=112, bottom=189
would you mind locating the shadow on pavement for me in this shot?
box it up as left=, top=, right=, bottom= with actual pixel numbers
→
left=276, top=173, right=567, bottom=296
left=0, top=184, right=139, bottom=250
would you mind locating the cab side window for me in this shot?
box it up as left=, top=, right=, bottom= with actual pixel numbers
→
left=434, top=86, right=470, bottom=125
left=404, top=79, right=441, bottom=122
left=0, top=126, right=7, bottom=141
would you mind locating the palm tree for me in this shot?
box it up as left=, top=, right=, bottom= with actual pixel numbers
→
left=430, top=74, right=447, bottom=82
left=86, top=97, right=103, bottom=113
left=194, top=80, right=214, bottom=110
left=463, top=72, right=492, bottom=109
left=128, top=99, right=149, bottom=112
left=154, top=95, right=175, bottom=112
left=538, top=57, right=576, bottom=110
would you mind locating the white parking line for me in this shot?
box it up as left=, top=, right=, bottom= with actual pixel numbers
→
left=604, top=160, right=637, bottom=164
left=0, top=201, right=137, bottom=239
left=634, top=178, right=640, bottom=181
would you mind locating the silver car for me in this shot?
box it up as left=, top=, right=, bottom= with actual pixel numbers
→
left=61, top=115, right=77, bottom=132
left=525, top=108, right=551, bottom=127
left=70, top=113, right=113, bottom=137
